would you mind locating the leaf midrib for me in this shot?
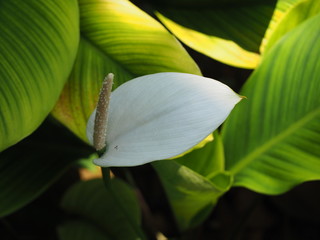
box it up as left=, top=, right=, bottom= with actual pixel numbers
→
left=230, top=107, right=320, bottom=174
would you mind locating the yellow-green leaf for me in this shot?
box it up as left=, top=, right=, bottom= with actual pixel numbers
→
left=155, top=0, right=315, bottom=69
left=222, top=13, right=320, bottom=194
left=156, top=12, right=261, bottom=69
left=52, top=0, right=200, bottom=141
left=261, top=0, right=320, bottom=53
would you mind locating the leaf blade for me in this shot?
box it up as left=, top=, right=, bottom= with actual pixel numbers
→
left=222, top=13, right=320, bottom=194
left=0, top=120, right=92, bottom=217
left=155, top=11, right=262, bottom=69
left=60, top=179, right=146, bottom=240
left=0, top=0, right=79, bottom=151
left=262, top=0, right=320, bottom=53
left=52, top=0, right=201, bottom=140
left=152, top=161, right=231, bottom=230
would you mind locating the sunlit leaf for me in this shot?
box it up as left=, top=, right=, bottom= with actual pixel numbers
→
left=52, top=38, right=133, bottom=141
left=261, top=0, right=320, bottom=53
left=52, top=0, right=200, bottom=140
left=155, top=0, right=315, bottom=69
left=260, top=0, right=301, bottom=53
left=156, top=12, right=261, bottom=69
left=222, top=13, right=320, bottom=194
left=154, top=1, right=278, bottom=68
left=0, top=0, right=79, bottom=151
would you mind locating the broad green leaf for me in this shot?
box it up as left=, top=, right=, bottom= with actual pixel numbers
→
left=260, top=0, right=301, bottom=53
left=52, top=0, right=201, bottom=141
left=151, top=0, right=274, bottom=5
left=222, top=14, right=320, bottom=194
left=152, top=131, right=231, bottom=230
left=0, top=0, right=79, bottom=151
left=52, top=38, right=133, bottom=141
left=0, top=120, right=92, bottom=217
left=60, top=179, right=146, bottom=240
left=261, top=0, right=320, bottom=53
left=155, top=0, right=312, bottom=69
left=154, top=1, right=279, bottom=69
left=156, top=12, right=261, bottom=69
left=86, top=73, right=241, bottom=167
left=153, top=160, right=232, bottom=230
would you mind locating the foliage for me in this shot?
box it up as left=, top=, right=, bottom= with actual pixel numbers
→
left=0, top=0, right=319, bottom=239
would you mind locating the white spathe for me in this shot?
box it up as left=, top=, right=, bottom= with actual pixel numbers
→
left=87, top=72, right=241, bottom=167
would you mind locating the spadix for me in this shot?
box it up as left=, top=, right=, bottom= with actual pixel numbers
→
left=87, top=72, right=241, bottom=167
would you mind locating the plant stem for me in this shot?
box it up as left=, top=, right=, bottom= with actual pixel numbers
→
left=97, top=147, right=110, bottom=184
left=101, top=167, right=110, bottom=186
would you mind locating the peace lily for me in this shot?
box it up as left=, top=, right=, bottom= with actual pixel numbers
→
left=86, top=72, right=242, bottom=167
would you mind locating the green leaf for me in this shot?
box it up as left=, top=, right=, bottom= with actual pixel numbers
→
left=154, top=1, right=279, bottom=69
left=153, top=158, right=232, bottom=230
left=154, top=0, right=313, bottom=69
left=262, top=0, right=320, bottom=53
left=52, top=0, right=200, bottom=141
left=175, top=131, right=225, bottom=177
left=0, top=0, right=79, bottom=151
left=60, top=179, right=146, bottom=240
left=0, top=120, right=92, bottom=217
left=52, top=38, right=133, bottom=141
left=151, top=132, right=232, bottom=231
left=222, top=13, right=320, bottom=194
left=149, top=0, right=271, bottom=5
left=155, top=11, right=261, bottom=69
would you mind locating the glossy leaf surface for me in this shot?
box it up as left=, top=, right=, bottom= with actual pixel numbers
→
left=155, top=1, right=277, bottom=68
left=0, top=0, right=79, bottom=151
left=262, top=0, right=320, bottom=53
left=52, top=0, right=200, bottom=140
left=222, top=14, right=320, bottom=194
left=155, top=0, right=316, bottom=68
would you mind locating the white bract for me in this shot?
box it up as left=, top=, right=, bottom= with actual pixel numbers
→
left=86, top=72, right=241, bottom=167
